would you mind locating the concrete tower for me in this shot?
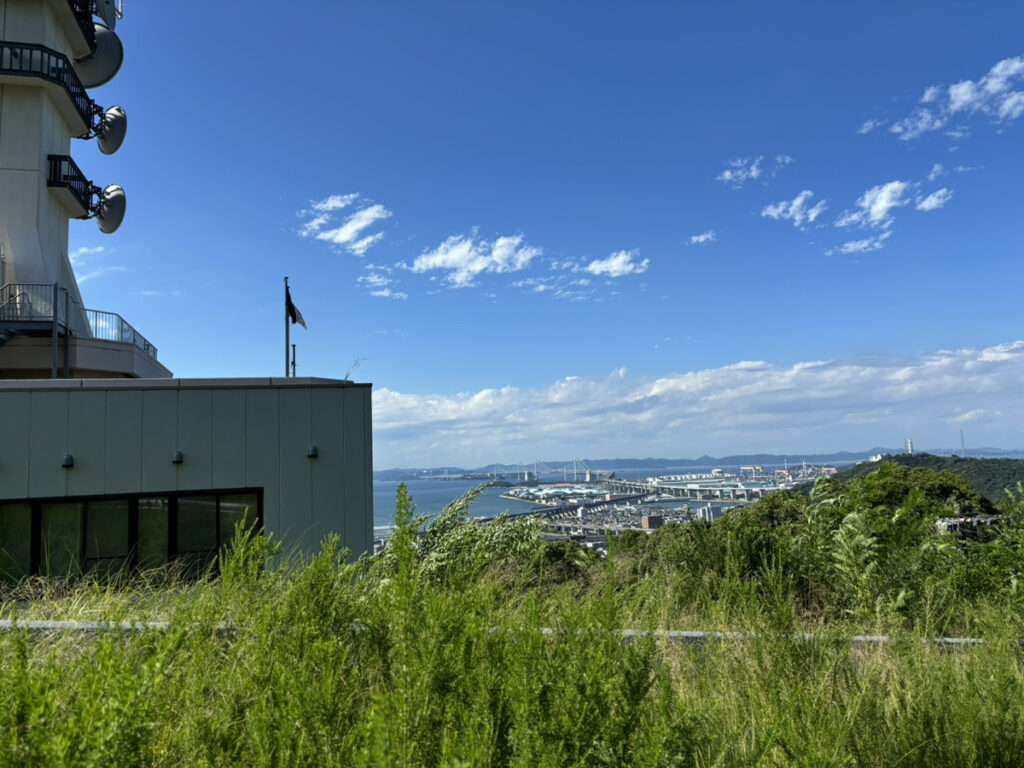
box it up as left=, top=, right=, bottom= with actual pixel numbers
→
left=0, top=0, right=168, bottom=378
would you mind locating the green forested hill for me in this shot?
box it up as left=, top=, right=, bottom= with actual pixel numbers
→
left=832, top=453, right=1024, bottom=502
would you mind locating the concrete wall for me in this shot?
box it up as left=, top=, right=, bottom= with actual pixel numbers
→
left=0, top=377, right=374, bottom=556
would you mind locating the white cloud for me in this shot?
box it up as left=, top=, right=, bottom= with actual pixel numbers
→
left=890, top=55, right=1024, bottom=140
left=689, top=231, right=716, bottom=245
left=890, top=109, right=946, bottom=140
left=584, top=250, right=649, bottom=278
left=927, top=163, right=945, bottom=182
left=825, top=231, right=892, bottom=256
left=835, top=181, right=910, bottom=229
left=370, top=288, right=408, bottom=300
left=857, top=118, right=885, bottom=134
left=761, top=190, right=827, bottom=228
left=68, top=245, right=124, bottom=283
left=412, top=232, right=541, bottom=287
left=772, top=155, right=794, bottom=175
left=716, top=156, right=763, bottom=188
left=373, top=341, right=1024, bottom=467
left=298, top=194, right=391, bottom=256
left=349, top=232, right=385, bottom=256
left=316, top=204, right=392, bottom=251
left=69, top=245, right=105, bottom=268
left=916, top=188, right=953, bottom=212
left=311, top=193, right=359, bottom=212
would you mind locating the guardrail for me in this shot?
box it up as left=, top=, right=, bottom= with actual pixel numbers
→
left=0, top=283, right=158, bottom=360
left=47, top=154, right=94, bottom=213
left=85, top=308, right=158, bottom=358
left=66, top=0, right=98, bottom=51
left=0, top=42, right=97, bottom=128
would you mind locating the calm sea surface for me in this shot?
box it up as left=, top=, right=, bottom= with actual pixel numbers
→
left=372, top=464, right=734, bottom=528
left=372, top=478, right=533, bottom=527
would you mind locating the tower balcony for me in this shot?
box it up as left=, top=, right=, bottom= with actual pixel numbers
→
left=0, top=42, right=98, bottom=134
left=49, top=0, right=97, bottom=60
left=47, top=154, right=93, bottom=218
left=0, top=282, right=167, bottom=379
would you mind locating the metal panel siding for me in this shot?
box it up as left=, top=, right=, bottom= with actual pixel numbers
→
left=309, top=387, right=344, bottom=549
left=28, top=390, right=68, bottom=497
left=245, top=389, right=280, bottom=537
left=278, top=388, right=313, bottom=552
left=140, top=390, right=177, bottom=492
left=103, top=390, right=142, bottom=494
left=66, top=391, right=105, bottom=496
left=0, top=391, right=31, bottom=499
left=342, top=387, right=372, bottom=557
left=211, top=390, right=246, bottom=488
left=176, top=389, right=213, bottom=491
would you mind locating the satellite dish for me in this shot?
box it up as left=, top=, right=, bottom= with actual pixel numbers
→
left=96, top=105, right=127, bottom=154
left=95, top=185, right=126, bottom=234
left=95, top=0, right=117, bottom=31
left=73, top=23, right=123, bottom=88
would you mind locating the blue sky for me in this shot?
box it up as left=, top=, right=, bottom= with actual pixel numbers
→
left=71, top=2, right=1024, bottom=468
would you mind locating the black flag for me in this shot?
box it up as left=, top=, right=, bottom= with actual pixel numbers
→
left=286, top=286, right=307, bottom=329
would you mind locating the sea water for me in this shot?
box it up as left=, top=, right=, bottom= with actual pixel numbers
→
left=372, top=478, right=532, bottom=527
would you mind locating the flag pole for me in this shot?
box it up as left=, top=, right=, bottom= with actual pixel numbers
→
left=284, top=276, right=290, bottom=377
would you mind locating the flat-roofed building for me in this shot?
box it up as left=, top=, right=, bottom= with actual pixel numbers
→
left=0, top=377, right=373, bottom=580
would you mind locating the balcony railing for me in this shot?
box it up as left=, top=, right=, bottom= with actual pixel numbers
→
left=0, top=283, right=158, bottom=360
left=47, top=154, right=93, bottom=216
left=67, top=0, right=98, bottom=51
left=0, top=42, right=98, bottom=129
left=85, top=309, right=158, bottom=358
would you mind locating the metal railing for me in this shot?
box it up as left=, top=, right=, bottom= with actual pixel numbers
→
left=67, top=0, right=98, bottom=51
left=47, top=155, right=94, bottom=214
left=85, top=308, right=158, bottom=358
left=0, top=283, right=158, bottom=360
left=0, top=42, right=98, bottom=128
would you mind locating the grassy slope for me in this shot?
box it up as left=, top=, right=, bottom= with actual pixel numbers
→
left=2, top=474, right=1024, bottom=766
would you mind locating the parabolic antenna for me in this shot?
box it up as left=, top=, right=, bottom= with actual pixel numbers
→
left=73, top=23, right=123, bottom=88
left=97, top=105, right=127, bottom=154
left=95, top=185, right=126, bottom=234
left=95, top=0, right=118, bottom=31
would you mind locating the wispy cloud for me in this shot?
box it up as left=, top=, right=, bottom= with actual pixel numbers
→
left=889, top=55, right=1024, bottom=140
left=584, top=250, right=649, bottom=278
left=857, top=118, right=886, bottom=134
left=68, top=245, right=125, bottom=283
left=716, top=156, right=763, bottom=188
left=916, top=188, right=953, bottom=212
left=298, top=194, right=391, bottom=256
left=689, top=231, right=716, bottom=245
left=927, top=163, right=945, bottom=182
left=835, top=181, right=910, bottom=229
left=826, top=231, right=892, bottom=256
left=373, top=341, right=1024, bottom=467
left=411, top=232, right=541, bottom=287
left=761, top=190, right=827, bottom=228
left=358, top=264, right=407, bottom=299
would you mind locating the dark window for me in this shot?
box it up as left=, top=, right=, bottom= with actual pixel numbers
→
left=0, top=489, right=261, bottom=583
left=40, top=502, right=83, bottom=578
left=0, top=503, right=32, bottom=581
left=84, top=499, right=130, bottom=578
left=137, top=497, right=169, bottom=570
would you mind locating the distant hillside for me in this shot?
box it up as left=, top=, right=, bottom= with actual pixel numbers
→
left=832, top=453, right=1024, bottom=502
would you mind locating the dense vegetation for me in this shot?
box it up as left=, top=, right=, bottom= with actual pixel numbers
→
left=826, top=452, right=1024, bottom=502
left=2, top=463, right=1024, bottom=766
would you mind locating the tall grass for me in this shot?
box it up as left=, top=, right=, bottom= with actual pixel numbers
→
left=1, top=470, right=1023, bottom=766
